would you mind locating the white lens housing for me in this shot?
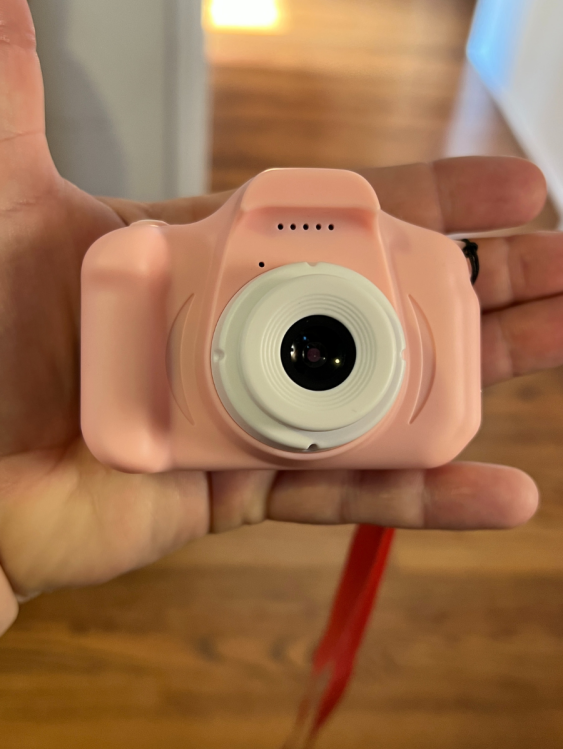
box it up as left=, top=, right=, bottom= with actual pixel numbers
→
left=211, top=263, right=405, bottom=451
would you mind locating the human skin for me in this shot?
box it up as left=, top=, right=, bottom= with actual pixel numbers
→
left=1, top=0, right=562, bottom=635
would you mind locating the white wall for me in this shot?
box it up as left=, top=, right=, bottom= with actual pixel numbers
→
left=468, top=0, right=563, bottom=219
left=29, top=0, right=208, bottom=201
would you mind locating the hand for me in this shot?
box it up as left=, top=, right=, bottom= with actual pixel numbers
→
left=0, top=0, right=558, bottom=634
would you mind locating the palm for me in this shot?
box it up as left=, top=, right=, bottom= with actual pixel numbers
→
left=0, top=137, right=193, bottom=585
left=1, top=0, right=562, bottom=632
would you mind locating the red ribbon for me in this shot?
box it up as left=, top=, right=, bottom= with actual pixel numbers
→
left=284, top=525, right=395, bottom=748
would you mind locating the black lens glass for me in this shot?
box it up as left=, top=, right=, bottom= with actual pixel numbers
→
left=280, top=315, right=356, bottom=391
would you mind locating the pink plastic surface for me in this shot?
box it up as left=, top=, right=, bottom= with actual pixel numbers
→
left=81, top=168, right=481, bottom=472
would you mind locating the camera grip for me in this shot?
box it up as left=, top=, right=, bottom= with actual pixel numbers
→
left=81, top=224, right=172, bottom=473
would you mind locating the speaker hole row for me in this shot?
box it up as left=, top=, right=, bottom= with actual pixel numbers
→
left=277, top=223, right=334, bottom=231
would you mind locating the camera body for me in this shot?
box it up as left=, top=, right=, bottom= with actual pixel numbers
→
left=81, top=168, right=481, bottom=473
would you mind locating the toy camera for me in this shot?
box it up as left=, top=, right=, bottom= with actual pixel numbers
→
left=81, top=168, right=480, bottom=472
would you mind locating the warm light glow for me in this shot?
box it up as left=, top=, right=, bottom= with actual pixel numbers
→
left=208, top=0, right=281, bottom=30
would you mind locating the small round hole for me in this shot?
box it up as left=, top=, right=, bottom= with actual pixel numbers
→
left=316, top=224, right=322, bottom=230
left=307, top=443, right=319, bottom=452
left=303, top=224, right=309, bottom=230
left=259, top=262, right=265, bottom=268
left=290, top=224, right=296, bottom=230
left=328, top=224, right=334, bottom=231
left=277, top=223, right=283, bottom=230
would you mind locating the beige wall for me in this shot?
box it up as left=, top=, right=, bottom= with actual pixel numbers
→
left=469, top=0, right=563, bottom=220
left=29, top=0, right=208, bottom=201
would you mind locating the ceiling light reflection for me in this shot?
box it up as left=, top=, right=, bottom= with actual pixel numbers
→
left=208, top=0, right=281, bottom=30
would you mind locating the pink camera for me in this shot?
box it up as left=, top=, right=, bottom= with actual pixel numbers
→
left=81, top=168, right=481, bottom=473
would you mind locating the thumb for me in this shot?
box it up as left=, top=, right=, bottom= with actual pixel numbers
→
left=0, top=0, right=53, bottom=203
left=0, top=0, right=42, bottom=139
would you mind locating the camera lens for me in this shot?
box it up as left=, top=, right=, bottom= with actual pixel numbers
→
left=281, top=315, right=356, bottom=391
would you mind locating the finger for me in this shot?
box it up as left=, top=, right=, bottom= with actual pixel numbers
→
left=210, top=470, right=277, bottom=533
left=482, top=295, right=563, bottom=386
left=475, top=232, right=563, bottom=311
left=358, top=156, right=546, bottom=234
left=99, top=190, right=235, bottom=227
left=267, top=464, right=538, bottom=531
left=117, top=157, right=546, bottom=234
left=0, top=565, right=18, bottom=636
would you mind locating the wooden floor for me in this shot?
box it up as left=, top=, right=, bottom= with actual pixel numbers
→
left=2, top=1, right=563, bottom=747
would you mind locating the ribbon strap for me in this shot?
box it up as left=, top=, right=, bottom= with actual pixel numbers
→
left=284, top=524, right=395, bottom=748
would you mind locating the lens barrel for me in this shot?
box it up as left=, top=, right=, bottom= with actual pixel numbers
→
left=212, top=262, right=406, bottom=450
